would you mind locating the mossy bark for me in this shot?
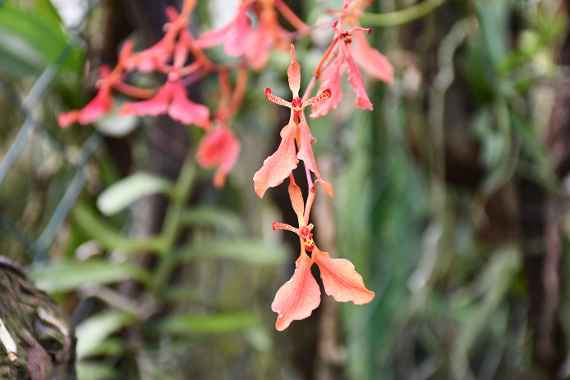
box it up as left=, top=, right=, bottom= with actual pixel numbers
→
left=0, top=257, right=75, bottom=380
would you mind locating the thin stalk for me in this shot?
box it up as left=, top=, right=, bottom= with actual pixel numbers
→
left=361, top=0, right=446, bottom=27
left=151, top=154, right=196, bottom=293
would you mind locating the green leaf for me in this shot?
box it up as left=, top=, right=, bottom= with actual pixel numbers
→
left=95, top=101, right=139, bottom=137
left=180, top=206, right=244, bottom=234
left=180, top=239, right=286, bottom=265
left=72, top=203, right=164, bottom=253
left=75, top=310, right=135, bottom=359
left=0, top=3, right=82, bottom=73
left=77, top=363, right=117, bottom=380
left=161, top=312, right=258, bottom=335
left=31, top=260, right=151, bottom=293
left=97, top=173, right=173, bottom=215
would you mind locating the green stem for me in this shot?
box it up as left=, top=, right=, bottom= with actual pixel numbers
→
left=361, top=0, right=446, bottom=27
left=151, top=154, right=196, bottom=293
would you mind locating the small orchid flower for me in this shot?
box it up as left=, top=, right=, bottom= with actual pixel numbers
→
left=196, top=69, right=247, bottom=187
left=271, top=175, right=375, bottom=331
left=253, top=44, right=333, bottom=198
left=120, top=28, right=211, bottom=128
left=310, top=19, right=393, bottom=118
left=197, top=126, right=240, bottom=187
left=195, top=0, right=308, bottom=70
left=58, top=41, right=150, bottom=128
left=120, top=78, right=210, bottom=128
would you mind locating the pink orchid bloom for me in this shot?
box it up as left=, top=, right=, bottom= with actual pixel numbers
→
left=195, top=0, right=307, bottom=70
left=120, top=79, right=209, bottom=128
left=196, top=126, right=240, bottom=187
left=310, top=22, right=393, bottom=118
left=253, top=45, right=333, bottom=198
left=271, top=176, right=375, bottom=331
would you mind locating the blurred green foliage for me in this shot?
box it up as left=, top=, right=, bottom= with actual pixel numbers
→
left=1, top=0, right=570, bottom=379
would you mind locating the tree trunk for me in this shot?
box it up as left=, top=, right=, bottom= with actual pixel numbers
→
left=0, top=257, right=75, bottom=380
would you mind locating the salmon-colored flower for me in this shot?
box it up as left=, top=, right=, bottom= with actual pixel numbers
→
left=195, top=0, right=308, bottom=70
left=253, top=45, right=333, bottom=198
left=58, top=79, right=113, bottom=128
left=58, top=40, right=156, bottom=128
left=197, top=126, right=240, bottom=187
left=271, top=176, right=374, bottom=331
left=125, top=7, right=187, bottom=73
left=310, top=20, right=393, bottom=118
left=120, top=23, right=212, bottom=128
left=120, top=79, right=209, bottom=128
left=196, top=69, right=247, bottom=187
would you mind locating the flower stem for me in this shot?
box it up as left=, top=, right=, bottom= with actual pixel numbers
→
left=152, top=154, right=196, bottom=294
left=360, top=0, right=446, bottom=27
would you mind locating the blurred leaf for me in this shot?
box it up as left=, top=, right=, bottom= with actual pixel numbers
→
left=31, top=260, right=151, bottom=292
left=95, top=101, right=139, bottom=137
left=73, top=203, right=164, bottom=253
left=245, top=326, right=272, bottom=352
left=0, top=32, right=44, bottom=77
left=450, top=248, right=519, bottom=378
left=33, top=0, right=63, bottom=25
left=77, top=363, right=117, bottom=380
left=0, top=2, right=82, bottom=73
left=97, top=173, right=173, bottom=215
left=76, top=310, right=135, bottom=359
left=180, top=206, right=244, bottom=234
left=180, top=239, right=286, bottom=265
left=161, top=312, right=258, bottom=335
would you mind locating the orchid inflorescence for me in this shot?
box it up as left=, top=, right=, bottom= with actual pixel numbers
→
left=60, top=0, right=393, bottom=330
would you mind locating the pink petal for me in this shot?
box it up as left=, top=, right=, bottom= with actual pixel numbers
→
left=195, top=22, right=234, bottom=49
left=253, top=122, right=299, bottom=198
left=224, top=9, right=254, bottom=57
left=126, top=38, right=174, bottom=73
left=168, top=82, right=210, bottom=128
left=287, top=175, right=305, bottom=224
left=77, top=86, right=113, bottom=125
left=58, top=111, right=79, bottom=128
left=310, top=57, right=343, bottom=118
left=195, top=5, right=252, bottom=57
left=196, top=127, right=240, bottom=187
left=296, top=120, right=320, bottom=179
left=271, top=254, right=321, bottom=331
left=120, top=82, right=175, bottom=117
left=244, top=26, right=273, bottom=70
left=351, top=31, right=393, bottom=84
left=344, top=44, right=373, bottom=111
left=287, top=44, right=301, bottom=97
left=313, top=248, right=375, bottom=305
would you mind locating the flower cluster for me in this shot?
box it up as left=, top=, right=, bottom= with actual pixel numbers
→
left=59, top=0, right=393, bottom=330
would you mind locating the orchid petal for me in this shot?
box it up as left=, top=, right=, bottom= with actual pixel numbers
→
left=58, top=111, right=79, bottom=128
left=196, top=127, right=240, bottom=187
left=344, top=44, right=373, bottom=110
left=169, top=82, right=210, bottom=128
left=77, top=86, right=113, bottom=125
left=351, top=30, right=393, bottom=84
left=288, top=175, right=305, bottom=225
left=313, top=248, right=375, bottom=304
left=253, top=123, right=298, bottom=198
left=296, top=121, right=318, bottom=176
left=271, top=254, right=321, bottom=331
left=287, top=44, right=301, bottom=97
left=310, top=57, right=343, bottom=118
left=120, top=82, right=174, bottom=117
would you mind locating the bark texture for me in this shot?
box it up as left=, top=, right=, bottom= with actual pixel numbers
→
left=0, top=257, right=75, bottom=380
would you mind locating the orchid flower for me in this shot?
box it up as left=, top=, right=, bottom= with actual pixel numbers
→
left=253, top=44, right=333, bottom=198
left=271, top=175, right=374, bottom=331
